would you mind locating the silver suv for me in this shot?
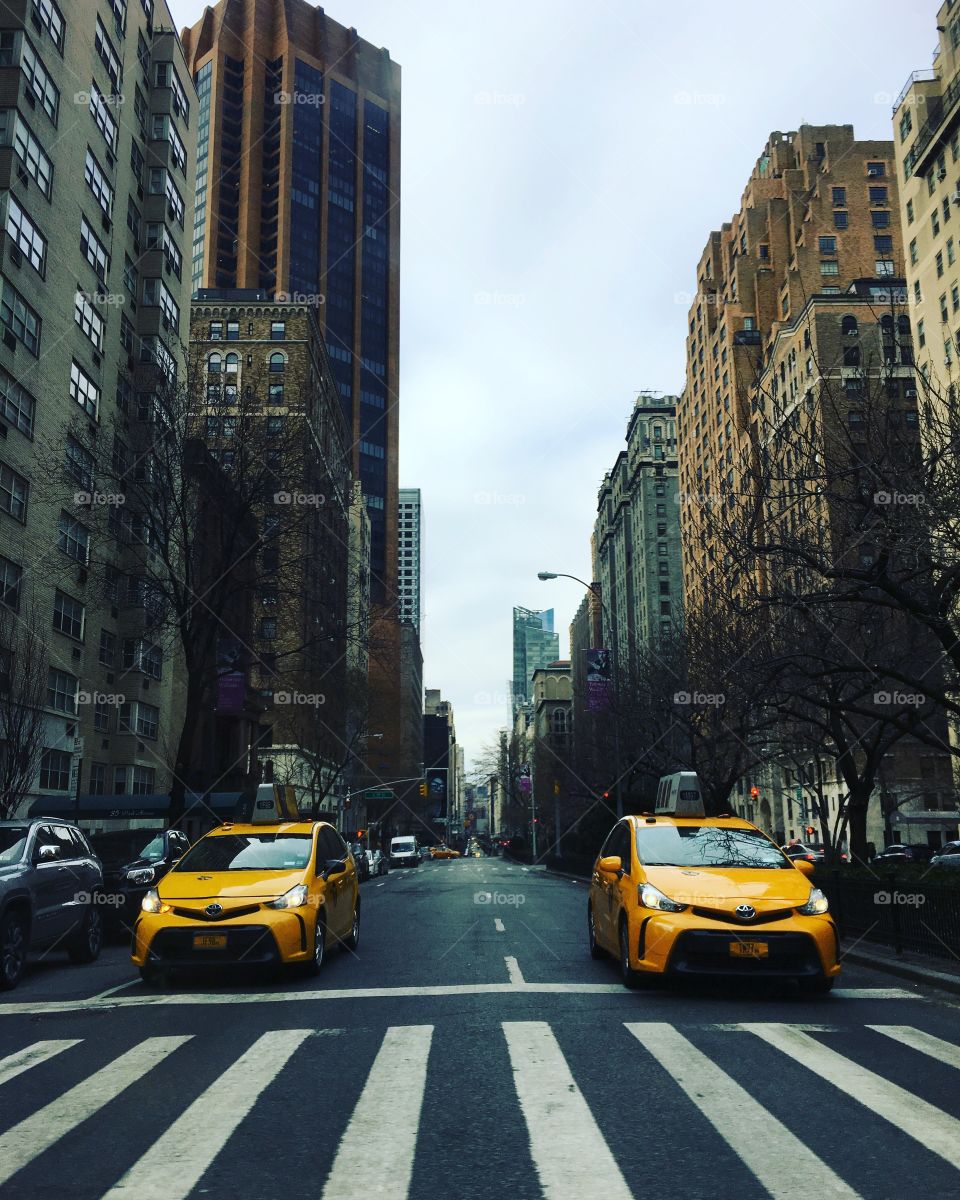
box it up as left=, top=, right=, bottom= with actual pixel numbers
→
left=0, top=819, right=104, bottom=990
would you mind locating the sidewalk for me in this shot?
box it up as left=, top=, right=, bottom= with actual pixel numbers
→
left=841, top=940, right=960, bottom=997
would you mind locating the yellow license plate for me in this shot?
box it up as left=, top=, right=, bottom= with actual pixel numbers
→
left=193, top=934, right=227, bottom=949
left=730, top=940, right=769, bottom=958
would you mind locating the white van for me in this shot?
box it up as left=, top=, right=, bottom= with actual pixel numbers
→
left=389, top=836, right=419, bottom=868
left=654, top=772, right=705, bottom=817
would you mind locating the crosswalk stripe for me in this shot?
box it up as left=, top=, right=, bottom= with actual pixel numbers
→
left=503, top=1021, right=632, bottom=1200
left=321, top=1025, right=433, bottom=1199
left=0, top=1035, right=190, bottom=1188
left=101, top=1029, right=313, bottom=1199
left=625, top=1023, right=860, bottom=1199
left=0, top=1040, right=81, bottom=1087
left=744, top=1023, right=960, bottom=1167
left=867, top=1025, right=960, bottom=1070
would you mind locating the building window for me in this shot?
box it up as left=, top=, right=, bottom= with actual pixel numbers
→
left=875, top=260, right=895, bottom=276
left=132, top=765, right=156, bottom=795
left=268, top=352, right=285, bottom=373
left=818, top=236, right=836, bottom=254
left=866, top=161, right=885, bottom=177
left=58, top=511, right=89, bottom=563
left=5, top=196, right=46, bottom=274
left=937, top=251, right=945, bottom=278
left=70, top=360, right=100, bottom=418
left=0, top=555, right=21, bottom=609
left=89, top=763, right=107, bottom=795
left=874, top=235, right=893, bottom=254
left=870, top=211, right=890, bottom=229
left=909, top=238, right=919, bottom=265
left=950, top=238, right=956, bottom=267
left=259, top=617, right=277, bottom=639
left=226, top=320, right=239, bottom=340
left=74, top=291, right=104, bottom=351
left=868, top=186, right=888, bottom=205
left=832, top=187, right=846, bottom=206
left=84, top=148, right=112, bottom=214
left=39, top=750, right=70, bottom=791
left=933, top=210, right=942, bottom=237
left=270, top=320, right=285, bottom=340
left=207, top=352, right=222, bottom=375
left=88, top=82, right=118, bottom=152
left=52, top=590, right=84, bottom=639
left=833, top=211, right=848, bottom=230
left=80, top=216, right=110, bottom=283
left=47, top=666, right=77, bottom=713
left=0, top=277, right=40, bottom=354
left=118, top=700, right=159, bottom=739
left=906, top=199, right=914, bottom=224
left=98, top=628, right=115, bottom=667
left=918, top=318, right=926, bottom=348
left=0, top=366, right=35, bottom=437
left=0, top=460, right=27, bottom=521
left=819, top=261, right=839, bottom=276
left=224, top=352, right=239, bottom=374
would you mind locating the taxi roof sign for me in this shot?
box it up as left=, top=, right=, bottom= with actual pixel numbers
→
left=235, top=783, right=300, bottom=823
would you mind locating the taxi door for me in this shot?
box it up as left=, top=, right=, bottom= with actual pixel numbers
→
left=594, top=822, right=628, bottom=948
left=317, top=827, right=351, bottom=938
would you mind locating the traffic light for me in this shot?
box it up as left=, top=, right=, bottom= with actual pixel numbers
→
left=806, top=825, right=815, bottom=837
left=750, top=786, right=760, bottom=798
left=419, top=781, right=428, bottom=797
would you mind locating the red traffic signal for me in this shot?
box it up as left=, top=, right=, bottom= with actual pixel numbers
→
left=750, top=786, right=760, bottom=798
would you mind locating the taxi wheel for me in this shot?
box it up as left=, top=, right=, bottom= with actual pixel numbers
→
left=139, top=962, right=167, bottom=988
left=344, top=901, right=360, bottom=951
left=619, top=919, right=643, bottom=989
left=587, top=904, right=604, bottom=959
left=305, top=914, right=326, bottom=975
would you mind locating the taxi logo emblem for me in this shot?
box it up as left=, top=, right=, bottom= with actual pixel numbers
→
left=205, top=903, right=223, bottom=917
left=736, top=904, right=756, bottom=920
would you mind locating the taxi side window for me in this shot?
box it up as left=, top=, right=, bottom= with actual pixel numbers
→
left=317, top=828, right=344, bottom=865
left=614, top=824, right=632, bottom=876
left=599, top=827, right=619, bottom=858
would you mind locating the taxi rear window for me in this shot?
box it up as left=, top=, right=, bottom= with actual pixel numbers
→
left=635, top=826, right=790, bottom=869
left=174, top=834, right=313, bottom=872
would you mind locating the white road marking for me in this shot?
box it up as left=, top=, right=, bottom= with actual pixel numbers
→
left=744, top=1023, right=960, bottom=1166
left=0, top=984, right=916, bottom=1016
left=0, top=1040, right=81, bottom=1087
left=321, top=1026, right=433, bottom=1199
left=377, top=882, right=386, bottom=888
left=495, top=918, right=505, bottom=932
left=0, top=1036, right=190, bottom=1188
left=627, top=1023, right=860, bottom=1199
left=93, top=980, right=140, bottom=1001
left=504, top=1021, right=632, bottom=1199
left=102, top=1030, right=311, bottom=1199
left=867, top=1024, right=960, bottom=1070
left=505, top=955, right=524, bottom=984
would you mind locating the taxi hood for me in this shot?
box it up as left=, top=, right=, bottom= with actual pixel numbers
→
left=157, top=869, right=306, bottom=901
left=642, top=865, right=812, bottom=906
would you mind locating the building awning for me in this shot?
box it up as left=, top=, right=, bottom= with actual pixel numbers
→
left=28, top=793, right=243, bottom=821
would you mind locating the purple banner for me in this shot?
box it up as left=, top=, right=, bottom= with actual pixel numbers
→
left=585, top=648, right=612, bottom=711
left=216, top=671, right=246, bottom=714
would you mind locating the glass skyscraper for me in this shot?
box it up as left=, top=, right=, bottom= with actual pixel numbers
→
left=512, top=608, right=560, bottom=716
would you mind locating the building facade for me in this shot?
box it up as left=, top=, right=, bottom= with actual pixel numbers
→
left=593, top=393, right=684, bottom=668
left=511, top=607, right=559, bottom=716
left=0, top=0, right=196, bottom=816
left=181, top=0, right=400, bottom=604
left=398, top=487, right=422, bottom=636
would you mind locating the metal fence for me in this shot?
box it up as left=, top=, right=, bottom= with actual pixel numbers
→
left=817, top=871, right=960, bottom=962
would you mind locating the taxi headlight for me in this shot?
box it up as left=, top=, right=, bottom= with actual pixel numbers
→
left=141, top=888, right=170, bottom=914
left=639, top=883, right=687, bottom=913
left=266, top=883, right=310, bottom=910
left=798, top=887, right=829, bottom=916
left=126, top=867, right=156, bottom=885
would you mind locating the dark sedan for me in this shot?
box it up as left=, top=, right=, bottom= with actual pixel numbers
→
left=89, top=829, right=191, bottom=934
left=872, top=843, right=936, bottom=865
left=930, top=840, right=960, bottom=869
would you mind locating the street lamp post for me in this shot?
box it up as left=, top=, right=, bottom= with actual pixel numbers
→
left=538, top=570, right=624, bottom=818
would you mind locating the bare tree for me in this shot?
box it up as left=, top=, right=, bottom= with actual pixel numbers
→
left=0, top=602, right=49, bottom=820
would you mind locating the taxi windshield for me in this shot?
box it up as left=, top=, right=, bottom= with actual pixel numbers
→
left=636, top=825, right=791, bottom=870
left=174, top=834, right=312, bottom=872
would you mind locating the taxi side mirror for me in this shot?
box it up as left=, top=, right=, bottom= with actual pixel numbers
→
left=324, top=858, right=347, bottom=879
left=794, top=858, right=815, bottom=877
left=597, top=855, right=622, bottom=876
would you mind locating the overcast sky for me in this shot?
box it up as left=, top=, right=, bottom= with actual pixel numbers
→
left=168, top=0, right=933, bottom=770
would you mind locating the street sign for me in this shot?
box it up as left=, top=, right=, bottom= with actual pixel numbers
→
left=365, top=789, right=394, bottom=800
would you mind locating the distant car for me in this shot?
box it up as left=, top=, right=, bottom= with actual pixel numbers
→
left=0, top=819, right=104, bottom=990
left=929, top=841, right=960, bottom=869
left=367, top=848, right=389, bottom=876
left=350, top=843, right=371, bottom=882
left=872, top=844, right=935, bottom=864
left=431, top=845, right=460, bottom=860
left=390, top=836, right=419, bottom=868
left=90, top=828, right=191, bottom=933
left=418, top=845, right=431, bottom=861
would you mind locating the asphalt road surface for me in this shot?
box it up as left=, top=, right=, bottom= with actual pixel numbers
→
left=1, top=855, right=959, bottom=1200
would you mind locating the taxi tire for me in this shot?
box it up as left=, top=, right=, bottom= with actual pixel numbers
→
left=344, top=900, right=360, bottom=951
left=619, top=918, right=643, bottom=989
left=139, top=962, right=166, bottom=988
left=588, top=904, right=604, bottom=959
left=799, top=974, right=835, bottom=995
left=304, top=914, right=326, bottom=976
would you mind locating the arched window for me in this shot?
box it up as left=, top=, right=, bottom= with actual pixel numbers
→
left=879, top=314, right=894, bottom=334
left=897, top=314, right=911, bottom=336
left=841, top=315, right=858, bottom=336
left=652, top=424, right=663, bottom=441
left=207, top=352, right=222, bottom=374
left=269, top=352, right=286, bottom=373
left=224, top=352, right=239, bottom=374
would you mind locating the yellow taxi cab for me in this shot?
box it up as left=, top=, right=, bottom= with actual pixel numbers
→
left=587, top=809, right=840, bottom=993
left=430, top=844, right=459, bottom=859
left=131, top=807, right=359, bottom=984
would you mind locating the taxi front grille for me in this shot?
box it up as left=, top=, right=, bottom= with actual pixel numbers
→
left=171, top=904, right=261, bottom=922
left=691, top=906, right=795, bottom=926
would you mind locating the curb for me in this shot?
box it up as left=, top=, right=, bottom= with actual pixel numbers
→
left=841, top=947, right=960, bottom=997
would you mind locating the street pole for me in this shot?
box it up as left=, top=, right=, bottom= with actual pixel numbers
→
left=538, top=571, right=624, bottom=818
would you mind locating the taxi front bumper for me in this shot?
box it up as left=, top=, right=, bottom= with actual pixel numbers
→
left=131, top=904, right=317, bottom=968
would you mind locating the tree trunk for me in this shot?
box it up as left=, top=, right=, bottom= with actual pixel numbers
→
left=845, top=786, right=872, bottom=865
left=169, top=677, right=206, bottom=825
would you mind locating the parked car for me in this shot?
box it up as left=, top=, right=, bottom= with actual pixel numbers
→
left=781, top=842, right=848, bottom=864
left=89, top=828, right=191, bottom=935
left=872, top=843, right=936, bottom=864
left=350, top=842, right=371, bottom=882
left=929, top=841, right=960, bottom=869
left=0, top=819, right=104, bottom=990
left=367, top=848, right=389, bottom=876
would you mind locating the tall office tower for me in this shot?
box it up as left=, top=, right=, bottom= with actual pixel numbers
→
left=181, top=0, right=401, bottom=604
left=511, top=607, right=560, bottom=715
left=397, top=488, right=422, bottom=637
left=0, top=0, right=196, bottom=813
